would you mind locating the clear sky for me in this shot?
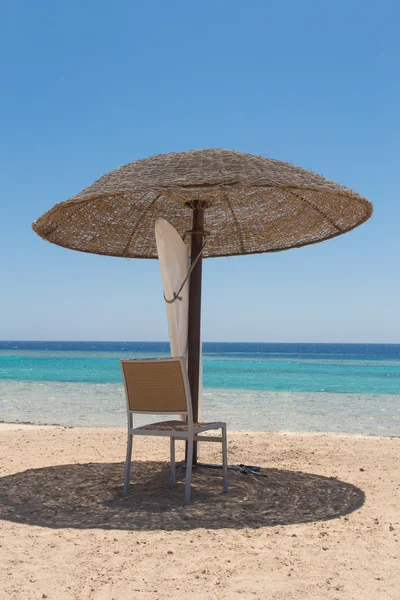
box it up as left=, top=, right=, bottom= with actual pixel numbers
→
left=1, top=1, right=399, bottom=343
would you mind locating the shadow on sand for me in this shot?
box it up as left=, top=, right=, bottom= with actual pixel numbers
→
left=0, top=461, right=365, bottom=530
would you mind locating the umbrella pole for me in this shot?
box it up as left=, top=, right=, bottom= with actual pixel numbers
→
left=187, top=203, right=205, bottom=465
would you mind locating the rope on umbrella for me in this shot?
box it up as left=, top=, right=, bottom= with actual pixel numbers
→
left=163, top=235, right=208, bottom=304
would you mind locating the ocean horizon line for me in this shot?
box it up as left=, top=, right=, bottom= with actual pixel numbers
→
left=1, top=340, right=400, bottom=346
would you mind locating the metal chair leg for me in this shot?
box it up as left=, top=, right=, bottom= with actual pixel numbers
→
left=222, top=426, right=228, bottom=493
left=124, top=433, right=133, bottom=497
left=185, top=437, right=193, bottom=505
left=170, top=437, right=176, bottom=488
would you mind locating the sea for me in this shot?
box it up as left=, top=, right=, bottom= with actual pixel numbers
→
left=0, top=341, right=399, bottom=435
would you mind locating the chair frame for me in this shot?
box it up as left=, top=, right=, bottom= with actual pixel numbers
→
left=121, top=357, right=228, bottom=505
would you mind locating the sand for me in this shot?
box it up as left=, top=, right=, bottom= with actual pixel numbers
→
left=0, top=425, right=399, bottom=600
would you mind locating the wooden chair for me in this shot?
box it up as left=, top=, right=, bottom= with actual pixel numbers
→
left=120, top=357, right=228, bottom=505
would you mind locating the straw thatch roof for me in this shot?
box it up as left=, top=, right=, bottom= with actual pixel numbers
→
left=32, top=149, right=372, bottom=258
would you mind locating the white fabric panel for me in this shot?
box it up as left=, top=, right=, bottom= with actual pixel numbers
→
left=155, top=218, right=203, bottom=428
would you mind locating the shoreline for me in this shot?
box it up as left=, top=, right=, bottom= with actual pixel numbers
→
left=2, top=381, right=399, bottom=436
left=1, top=420, right=399, bottom=438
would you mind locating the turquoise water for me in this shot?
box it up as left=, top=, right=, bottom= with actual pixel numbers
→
left=0, top=342, right=399, bottom=434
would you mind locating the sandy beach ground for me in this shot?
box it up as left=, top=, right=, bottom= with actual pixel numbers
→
left=0, top=425, right=399, bottom=600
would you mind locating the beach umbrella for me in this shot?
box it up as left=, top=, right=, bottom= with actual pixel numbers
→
left=32, top=148, right=373, bottom=462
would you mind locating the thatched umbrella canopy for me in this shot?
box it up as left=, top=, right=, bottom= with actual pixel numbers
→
left=32, top=149, right=372, bottom=259
left=32, top=149, right=373, bottom=462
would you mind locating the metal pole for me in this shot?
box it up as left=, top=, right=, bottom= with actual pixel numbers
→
left=187, top=202, right=205, bottom=465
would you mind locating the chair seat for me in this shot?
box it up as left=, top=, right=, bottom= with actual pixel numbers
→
left=131, top=420, right=225, bottom=433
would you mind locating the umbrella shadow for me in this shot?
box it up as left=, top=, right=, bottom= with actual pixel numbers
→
left=0, top=461, right=365, bottom=531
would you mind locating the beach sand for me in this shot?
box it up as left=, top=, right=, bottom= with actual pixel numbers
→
left=0, top=425, right=399, bottom=599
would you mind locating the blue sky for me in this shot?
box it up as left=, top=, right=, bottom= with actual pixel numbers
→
left=1, top=0, right=399, bottom=342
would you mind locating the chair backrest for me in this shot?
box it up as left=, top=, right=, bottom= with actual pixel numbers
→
left=120, top=357, right=191, bottom=416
